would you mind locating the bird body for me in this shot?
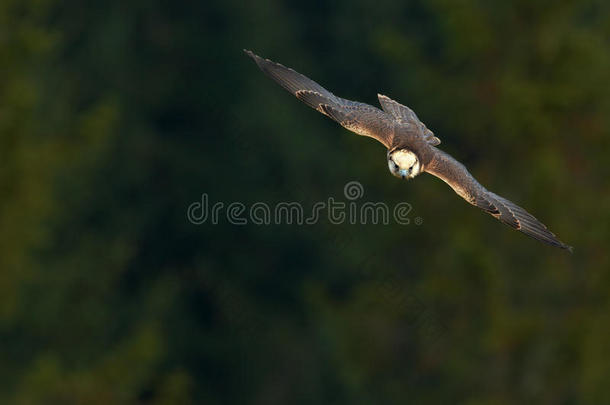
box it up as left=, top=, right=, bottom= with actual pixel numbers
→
left=245, top=50, right=572, bottom=251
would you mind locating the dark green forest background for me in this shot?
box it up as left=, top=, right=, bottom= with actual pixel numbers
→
left=2, top=0, right=609, bottom=403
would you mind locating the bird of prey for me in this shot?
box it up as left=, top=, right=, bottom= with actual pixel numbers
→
left=244, top=50, right=572, bottom=251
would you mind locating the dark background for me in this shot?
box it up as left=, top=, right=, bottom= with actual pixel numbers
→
left=2, top=0, right=609, bottom=403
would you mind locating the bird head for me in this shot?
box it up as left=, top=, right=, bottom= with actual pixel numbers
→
left=388, top=149, right=421, bottom=180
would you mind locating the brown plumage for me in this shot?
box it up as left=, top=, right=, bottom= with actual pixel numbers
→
left=245, top=50, right=572, bottom=251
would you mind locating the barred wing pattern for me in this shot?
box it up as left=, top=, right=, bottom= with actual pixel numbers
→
left=425, top=149, right=573, bottom=251
left=245, top=50, right=394, bottom=148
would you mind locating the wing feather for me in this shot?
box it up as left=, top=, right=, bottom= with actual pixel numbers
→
left=319, top=104, right=394, bottom=141
left=245, top=50, right=394, bottom=147
left=425, top=148, right=572, bottom=251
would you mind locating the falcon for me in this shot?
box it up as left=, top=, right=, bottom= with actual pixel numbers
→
left=244, top=50, right=572, bottom=251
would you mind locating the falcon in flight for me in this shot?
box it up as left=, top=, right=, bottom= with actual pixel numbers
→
left=244, top=50, right=572, bottom=251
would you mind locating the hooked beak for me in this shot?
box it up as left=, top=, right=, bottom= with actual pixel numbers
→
left=399, top=169, right=409, bottom=179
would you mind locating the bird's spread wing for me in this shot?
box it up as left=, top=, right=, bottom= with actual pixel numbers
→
left=377, top=94, right=440, bottom=146
left=424, top=148, right=572, bottom=251
left=245, top=50, right=394, bottom=148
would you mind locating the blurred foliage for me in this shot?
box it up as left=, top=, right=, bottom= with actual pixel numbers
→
left=1, top=0, right=609, bottom=403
